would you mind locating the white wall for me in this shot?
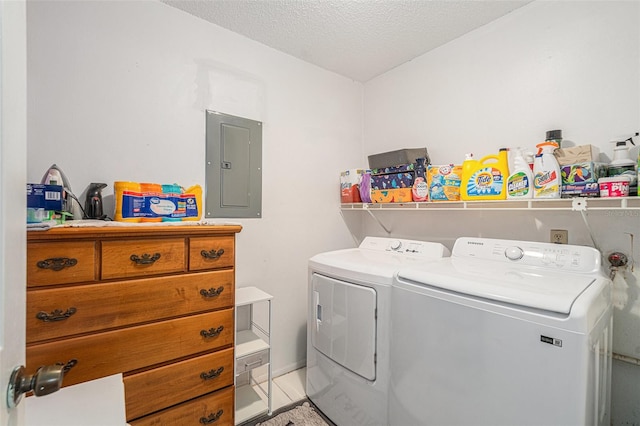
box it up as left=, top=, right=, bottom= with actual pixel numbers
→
left=26, top=0, right=362, bottom=376
left=365, top=1, right=638, bottom=162
left=363, top=1, right=640, bottom=424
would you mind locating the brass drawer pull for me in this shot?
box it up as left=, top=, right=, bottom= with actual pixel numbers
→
left=36, top=307, right=77, bottom=322
left=200, top=249, right=224, bottom=259
left=200, top=286, right=224, bottom=298
left=199, top=366, right=224, bottom=381
left=129, top=253, right=161, bottom=265
left=36, top=257, right=78, bottom=271
left=200, top=325, right=224, bottom=338
left=199, top=409, right=223, bottom=424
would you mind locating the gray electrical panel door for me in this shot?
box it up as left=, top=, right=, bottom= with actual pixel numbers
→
left=205, top=111, right=262, bottom=218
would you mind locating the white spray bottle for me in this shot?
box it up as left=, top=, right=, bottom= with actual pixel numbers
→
left=507, top=148, right=533, bottom=199
left=533, top=142, right=561, bottom=199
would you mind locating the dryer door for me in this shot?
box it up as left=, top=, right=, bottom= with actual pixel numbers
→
left=311, top=273, right=377, bottom=381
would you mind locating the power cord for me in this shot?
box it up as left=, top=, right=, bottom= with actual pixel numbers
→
left=65, top=190, right=87, bottom=219
left=66, top=190, right=113, bottom=221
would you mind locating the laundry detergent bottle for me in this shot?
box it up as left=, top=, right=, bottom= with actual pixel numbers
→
left=533, top=142, right=561, bottom=198
left=507, top=148, right=533, bottom=199
left=462, top=152, right=476, bottom=175
left=461, top=148, right=509, bottom=200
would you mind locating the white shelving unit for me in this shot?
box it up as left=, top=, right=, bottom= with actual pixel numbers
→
left=235, top=286, right=273, bottom=425
left=341, top=197, right=640, bottom=211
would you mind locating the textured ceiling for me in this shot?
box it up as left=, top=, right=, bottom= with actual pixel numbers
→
left=161, top=0, right=533, bottom=82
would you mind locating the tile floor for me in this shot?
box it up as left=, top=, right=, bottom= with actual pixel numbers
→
left=253, top=367, right=307, bottom=411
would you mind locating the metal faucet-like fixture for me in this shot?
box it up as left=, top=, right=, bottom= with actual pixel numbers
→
left=607, top=251, right=628, bottom=279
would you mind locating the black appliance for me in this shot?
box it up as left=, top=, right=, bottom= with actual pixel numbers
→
left=84, top=183, right=107, bottom=220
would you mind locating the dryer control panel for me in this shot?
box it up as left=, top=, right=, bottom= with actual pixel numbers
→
left=360, top=237, right=450, bottom=258
left=452, top=237, right=602, bottom=273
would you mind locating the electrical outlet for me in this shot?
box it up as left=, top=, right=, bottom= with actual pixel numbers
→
left=550, top=229, right=568, bottom=244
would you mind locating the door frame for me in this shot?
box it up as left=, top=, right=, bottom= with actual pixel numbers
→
left=0, top=0, right=27, bottom=424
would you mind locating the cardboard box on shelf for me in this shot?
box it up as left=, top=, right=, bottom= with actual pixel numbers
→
left=370, top=163, right=415, bottom=176
left=561, top=183, right=600, bottom=198
left=427, top=165, right=462, bottom=201
left=370, top=186, right=413, bottom=203
left=555, top=145, right=600, bottom=166
left=561, top=162, right=607, bottom=185
left=340, top=169, right=367, bottom=203
left=370, top=165, right=414, bottom=203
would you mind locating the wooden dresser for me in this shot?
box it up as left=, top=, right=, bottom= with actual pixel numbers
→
left=26, top=225, right=241, bottom=425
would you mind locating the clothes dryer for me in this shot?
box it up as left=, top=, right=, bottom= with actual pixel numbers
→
left=390, top=237, right=613, bottom=426
left=307, top=237, right=449, bottom=426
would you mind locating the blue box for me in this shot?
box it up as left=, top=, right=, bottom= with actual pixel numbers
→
left=561, top=162, right=607, bottom=185
left=561, top=183, right=600, bottom=198
left=27, top=184, right=63, bottom=210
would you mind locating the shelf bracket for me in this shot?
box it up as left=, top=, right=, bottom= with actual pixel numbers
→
left=571, top=198, right=588, bottom=212
left=365, top=207, right=392, bottom=235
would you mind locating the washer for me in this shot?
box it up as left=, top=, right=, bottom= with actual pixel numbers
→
left=390, top=237, right=613, bottom=426
left=306, top=237, right=450, bottom=426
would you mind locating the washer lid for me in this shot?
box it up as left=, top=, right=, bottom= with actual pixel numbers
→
left=397, top=258, right=597, bottom=314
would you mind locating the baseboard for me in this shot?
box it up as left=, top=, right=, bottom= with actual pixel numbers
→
left=272, top=359, right=306, bottom=378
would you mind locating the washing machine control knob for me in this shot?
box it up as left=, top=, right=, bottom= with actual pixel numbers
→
left=390, top=240, right=403, bottom=251
left=505, top=246, right=524, bottom=261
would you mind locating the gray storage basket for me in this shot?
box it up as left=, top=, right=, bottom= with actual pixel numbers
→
left=367, top=148, right=430, bottom=169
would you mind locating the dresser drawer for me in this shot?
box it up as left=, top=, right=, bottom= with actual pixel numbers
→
left=101, top=238, right=185, bottom=279
left=26, top=309, right=234, bottom=387
left=27, top=241, right=96, bottom=287
left=129, top=385, right=234, bottom=426
left=189, top=236, right=235, bottom=271
left=27, top=270, right=235, bottom=343
left=124, top=347, right=234, bottom=420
